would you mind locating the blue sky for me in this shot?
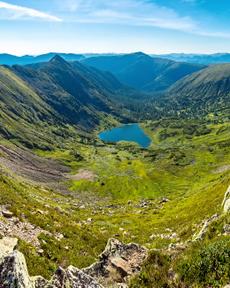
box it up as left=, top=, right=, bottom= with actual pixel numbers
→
left=1, top=0, right=230, bottom=55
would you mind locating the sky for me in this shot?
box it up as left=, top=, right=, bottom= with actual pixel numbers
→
left=1, top=0, right=230, bottom=55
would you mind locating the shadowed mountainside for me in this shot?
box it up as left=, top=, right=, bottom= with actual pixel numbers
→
left=82, top=52, right=205, bottom=92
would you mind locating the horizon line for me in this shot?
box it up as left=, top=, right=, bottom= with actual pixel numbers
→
left=1, top=51, right=230, bottom=57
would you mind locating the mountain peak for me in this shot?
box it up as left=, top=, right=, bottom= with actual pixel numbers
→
left=49, top=55, right=69, bottom=65
left=131, top=52, right=151, bottom=58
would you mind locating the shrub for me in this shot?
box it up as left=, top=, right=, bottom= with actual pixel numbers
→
left=176, top=238, right=230, bottom=287
left=129, top=250, right=171, bottom=288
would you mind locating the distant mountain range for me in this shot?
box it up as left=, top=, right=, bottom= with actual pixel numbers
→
left=0, top=53, right=85, bottom=65
left=3, top=51, right=230, bottom=67
left=82, top=52, right=205, bottom=92
left=0, top=53, right=121, bottom=66
left=152, top=53, right=230, bottom=64
left=0, top=52, right=206, bottom=94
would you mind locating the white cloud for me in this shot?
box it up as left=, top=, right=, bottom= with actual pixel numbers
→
left=66, top=0, right=197, bottom=33
left=0, top=1, right=62, bottom=22
left=194, top=30, right=230, bottom=39
left=62, top=0, right=230, bottom=40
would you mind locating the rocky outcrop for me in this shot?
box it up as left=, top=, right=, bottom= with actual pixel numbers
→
left=83, top=238, right=148, bottom=286
left=222, top=186, right=230, bottom=213
left=0, top=250, right=34, bottom=288
left=193, top=214, right=220, bottom=241
left=0, top=237, right=147, bottom=288
left=41, top=266, right=103, bottom=288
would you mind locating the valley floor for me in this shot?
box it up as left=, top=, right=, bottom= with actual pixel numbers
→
left=0, top=118, right=229, bottom=287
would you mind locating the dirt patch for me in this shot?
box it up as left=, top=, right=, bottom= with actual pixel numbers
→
left=70, top=169, right=97, bottom=181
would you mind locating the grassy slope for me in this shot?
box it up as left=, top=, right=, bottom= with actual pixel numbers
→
left=165, top=64, right=230, bottom=117
left=0, top=117, right=227, bottom=286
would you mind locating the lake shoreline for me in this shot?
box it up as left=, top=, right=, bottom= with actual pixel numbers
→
left=98, top=123, right=152, bottom=148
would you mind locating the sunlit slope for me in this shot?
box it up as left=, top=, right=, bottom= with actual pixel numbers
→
left=167, top=63, right=230, bottom=115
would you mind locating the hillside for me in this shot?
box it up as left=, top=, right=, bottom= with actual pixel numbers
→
left=0, top=56, right=131, bottom=148
left=82, top=52, right=205, bottom=92
left=165, top=63, right=230, bottom=116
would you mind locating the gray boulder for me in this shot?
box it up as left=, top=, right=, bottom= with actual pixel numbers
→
left=83, top=238, right=147, bottom=285
left=0, top=237, right=103, bottom=288
left=0, top=250, right=33, bottom=288
left=0, top=237, right=147, bottom=287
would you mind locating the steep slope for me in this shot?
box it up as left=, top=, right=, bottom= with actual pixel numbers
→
left=12, top=56, right=125, bottom=129
left=143, top=61, right=206, bottom=92
left=71, top=61, right=124, bottom=93
left=0, top=56, right=129, bottom=148
left=82, top=52, right=205, bottom=92
left=0, top=65, right=57, bottom=147
left=166, top=63, right=230, bottom=116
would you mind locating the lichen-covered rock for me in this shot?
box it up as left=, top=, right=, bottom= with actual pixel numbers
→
left=0, top=237, right=18, bottom=258
left=0, top=237, right=103, bottom=288
left=83, top=238, right=147, bottom=285
left=48, top=266, right=103, bottom=288
left=0, top=251, right=103, bottom=288
left=222, top=186, right=230, bottom=213
left=0, top=251, right=33, bottom=288
left=0, top=237, right=146, bottom=287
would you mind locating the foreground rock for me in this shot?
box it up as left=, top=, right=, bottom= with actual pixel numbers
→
left=84, top=238, right=148, bottom=286
left=0, top=237, right=147, bottom=288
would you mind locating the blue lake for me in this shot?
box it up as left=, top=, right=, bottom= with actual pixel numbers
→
left=98, top=123, right=151, bottom=148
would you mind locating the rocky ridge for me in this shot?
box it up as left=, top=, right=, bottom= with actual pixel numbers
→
left=0, top=237, right=147, bottom=288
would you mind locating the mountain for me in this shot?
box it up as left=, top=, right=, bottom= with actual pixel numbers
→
left=82, top=52, right=205, bottom=92
left=71, top=61, right=124, bottom=93
left=164, top=63, right=230, bottom=116
left=0, top=65, right=53, bottom=143
left=0, top=56, right=129, bottom=148
left=152, top=53, right=230, bottom=64
left=0, top=53, right=85, bottom=66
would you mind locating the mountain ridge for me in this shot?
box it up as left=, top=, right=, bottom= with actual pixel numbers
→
left=0, top=55, right=131, bottom=148
left=82, top=52, right=206, bottom=92
left=165, top=63, right=230, bottom=116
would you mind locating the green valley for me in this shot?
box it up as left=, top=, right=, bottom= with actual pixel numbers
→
left=0, top=54, right=229, bottom=288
